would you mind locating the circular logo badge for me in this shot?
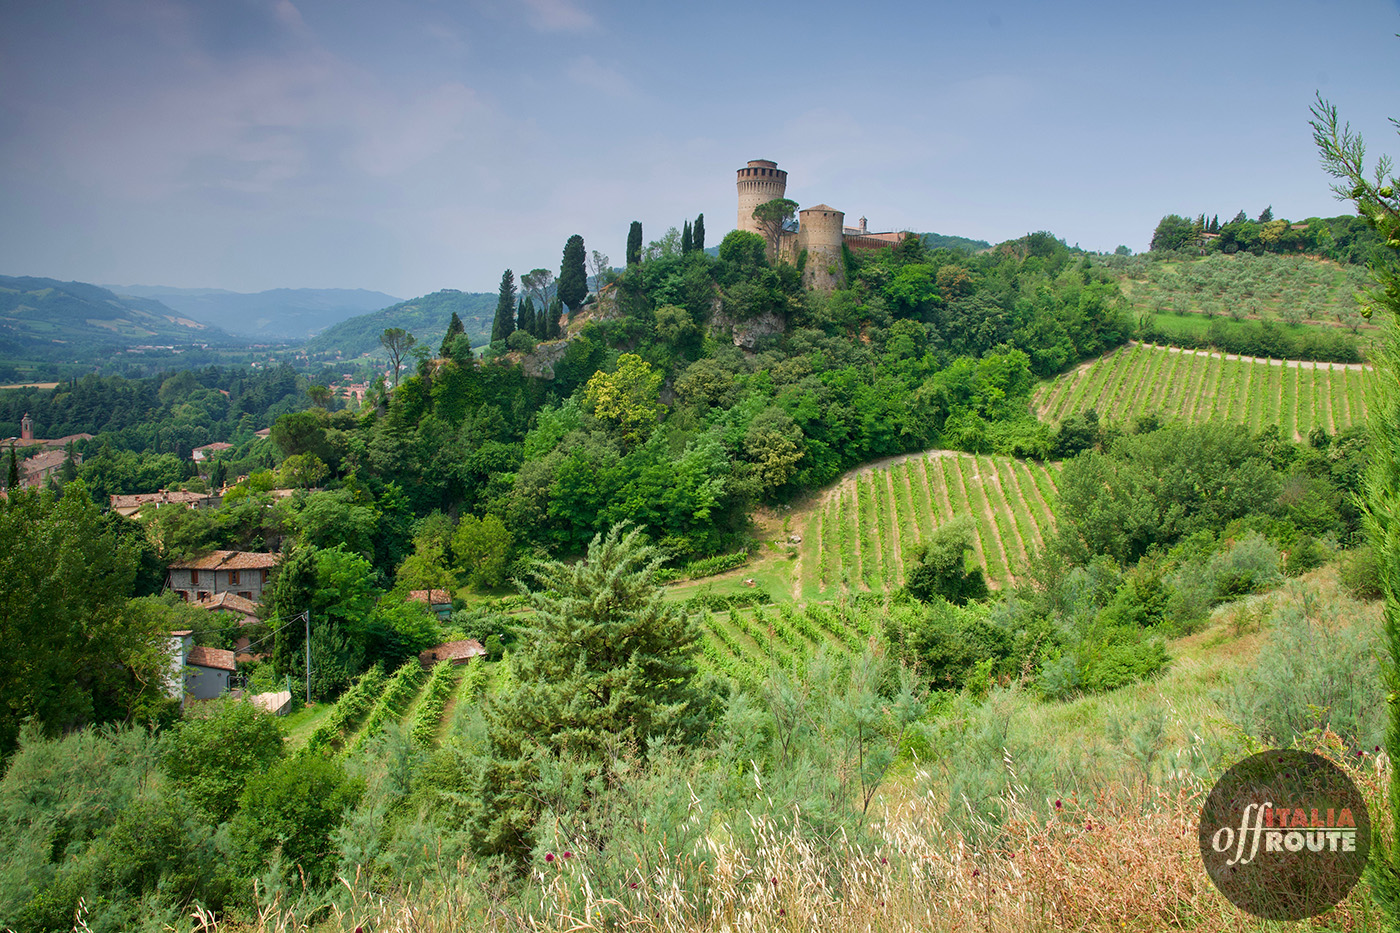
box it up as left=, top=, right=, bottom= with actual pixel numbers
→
left=1199, top=749, right=1370, bottom=920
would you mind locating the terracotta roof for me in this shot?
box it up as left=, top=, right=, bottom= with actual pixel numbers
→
left=419, top=638, right=486, bottom=668
left=193, top=442, right=235, bottom=453
left=197, top=591, right=260, bottom=617
left=802, top=203, right=841, bottom=213
left=409, top=589, right=453, bottom=606
left=186, top=645, right=236, bottom=671
left=255, top=428, right=272, bottom=437
left=171, top=629, right=193, bottom=637
left=169, top=550, right=279, bottom=571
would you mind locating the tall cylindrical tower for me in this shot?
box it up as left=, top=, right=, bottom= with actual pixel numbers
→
left=736, top=159, right=788, bottom=235
left=797, top=204, right=846, bottom=291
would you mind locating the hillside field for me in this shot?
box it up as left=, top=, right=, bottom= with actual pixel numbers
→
left=1033, top=341, right=1370, bottom=438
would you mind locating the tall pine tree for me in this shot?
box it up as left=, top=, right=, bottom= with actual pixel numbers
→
left=681, top=220, right=693, bottom=254
left=558, top=234, right=588, bottom=313
left=626, top=221, right=643, bottom=266
left=491, top=269, right=516, bottom=343
left=693, top=213, right=705, bottom=252
left=516, top=296, right=529, bottom=335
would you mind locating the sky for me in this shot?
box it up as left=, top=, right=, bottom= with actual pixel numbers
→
left=1, top=0, right=1399, bottom=300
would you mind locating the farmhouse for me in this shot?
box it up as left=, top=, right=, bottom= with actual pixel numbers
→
left=167, top=550, right=278, bottom=603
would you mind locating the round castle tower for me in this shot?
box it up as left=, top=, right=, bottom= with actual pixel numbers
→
left=736, top=159, right=788, bottom=235
left=797, top=204, right=846, bottom=290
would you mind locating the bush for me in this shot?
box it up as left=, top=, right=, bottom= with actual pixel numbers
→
left=230, top=753, right=363, bottom=887
left=163, top=699, right=285, bottom=824
left=1339, top=544, right=1382, bottom=600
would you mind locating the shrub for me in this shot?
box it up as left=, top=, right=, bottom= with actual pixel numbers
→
left=163, top=699, right=285, bottom=824
left=230, top=753, right=363, bottom=887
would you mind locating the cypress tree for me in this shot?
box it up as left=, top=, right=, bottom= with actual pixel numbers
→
left=6, top=447, right=17, bottom=490
left=693, top=213, right=705, bottom=252
left=681, top=220, right=693, bottom=254
left=548, top=298, right=563, bottom=338
left=440, top=311, right=465, bottom=357
left=558, top=234, right=588, bottom=313
left=626, top=221, right=643, bottom=266
left=517, top=296, right=529, bottom=335
left=491, top=269, right=516, bottom=343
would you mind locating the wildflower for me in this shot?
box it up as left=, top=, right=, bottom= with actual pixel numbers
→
left=1377, top=746, right=1383, bottom=752
left=779, top=908, right=786, bottom=916
left=880, top=857, right=888, bottom=865
left=972, top=869, right=980, bottom=878
left=772, top=877, right=778, bottom=886
left=545, top=853, right=555, bottom=863
left=1054, top=799, right=1062, bottom=810
left=563, top=851, right=573, bottom=859
left=629, top=882, right=638, bottom=889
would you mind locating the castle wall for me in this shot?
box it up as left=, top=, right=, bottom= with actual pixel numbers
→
left=797, top=206, right=846, bottom=291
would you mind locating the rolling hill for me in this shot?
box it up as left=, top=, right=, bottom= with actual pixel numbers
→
left=0, top=275, right=234, bottom=363
left=301, top=289, right=496, bottom=361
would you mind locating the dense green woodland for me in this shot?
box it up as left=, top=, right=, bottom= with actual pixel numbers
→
left=0, top=217, right=1386, bottom=931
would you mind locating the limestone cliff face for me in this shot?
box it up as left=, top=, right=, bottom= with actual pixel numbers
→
left=709, top=299, right=785, bottom=350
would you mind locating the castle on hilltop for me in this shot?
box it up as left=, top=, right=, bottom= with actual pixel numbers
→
left=735, top=159, right=906, bottom=290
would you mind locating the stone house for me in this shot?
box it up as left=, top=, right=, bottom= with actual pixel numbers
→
left=167, top=550, right=278, bottom=603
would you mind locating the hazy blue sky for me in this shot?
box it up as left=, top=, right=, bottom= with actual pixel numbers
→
left=2, top=0, right=1398, bottom=298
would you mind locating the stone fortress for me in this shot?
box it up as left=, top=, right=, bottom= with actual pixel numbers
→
left=735, top=159, right=906, bottom=290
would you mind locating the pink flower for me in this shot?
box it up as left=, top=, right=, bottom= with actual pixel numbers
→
left=1054, top=799, right=1062, bottom=810
left=972, top=869, right=980, bottom=878
left=545, top=853, right=555, bottom=863
left=771, top=877, right=778, bottom=886
left=563, top=851, right=573, bottom=859
left=880, top=857, right=887, bottom=865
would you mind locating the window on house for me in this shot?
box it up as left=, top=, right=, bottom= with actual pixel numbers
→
left=197, top=591, right=210, bottom=601
left=190, top=569, right=199, bottom=586
left=238, top=592, right=252, bottom=600
left=230, top=569, right=240, bottom=586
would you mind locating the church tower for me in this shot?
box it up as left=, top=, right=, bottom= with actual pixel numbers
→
left=20, top=413, right=32, bottom=442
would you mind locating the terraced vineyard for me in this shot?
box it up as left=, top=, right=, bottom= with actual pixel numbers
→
left=793, top=451, right=1059, bottom=599
left=1033, top=342, right=1370, bottom=438
left=298, top=658, right=479, bottom=754
left=697, top=601, right=883, bottom=688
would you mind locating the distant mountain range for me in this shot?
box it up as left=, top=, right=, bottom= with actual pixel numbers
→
left=110, top=285, right=404, bottom=340
left=0, top=275, right=235, bottom=363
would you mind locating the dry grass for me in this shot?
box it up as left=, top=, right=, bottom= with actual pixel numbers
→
left=206, top=737, right=1388, bottom=933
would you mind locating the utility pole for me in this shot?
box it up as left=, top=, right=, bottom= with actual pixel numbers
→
left=304, top=610, right=311, bottom=705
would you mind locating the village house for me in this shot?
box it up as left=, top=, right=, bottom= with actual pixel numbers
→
left=167, top=630, right=237, bottom=702
left=192, top=441, right=235, bottom=462
left=408, top=588, right=454, bottom=620
left=109, top=488, right=216, bottom=518
left=167, top=550, right=278, bottom=603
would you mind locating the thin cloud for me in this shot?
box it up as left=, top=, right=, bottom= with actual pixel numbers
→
left=520, top=0, right=596, bottom=33
left=567, top=56, right=634, bottom=97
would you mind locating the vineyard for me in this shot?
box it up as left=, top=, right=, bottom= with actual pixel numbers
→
left=1033, top=342, right=1370, bottom=438
left=792, top=451, right=1059, bottom=599
left=295, top=658, right=484, bottom=755
left=696, top=600, right=883, bottom=688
